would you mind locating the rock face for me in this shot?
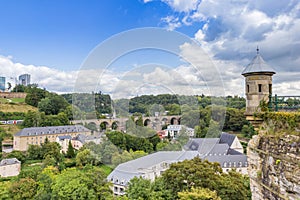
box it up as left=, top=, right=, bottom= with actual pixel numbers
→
left=247, top=134, right=300, bottom=200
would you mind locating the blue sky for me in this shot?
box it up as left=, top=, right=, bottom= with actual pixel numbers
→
left=0, top=0, right=299, bottom=97
left=0, top=0, right=165, bottom=69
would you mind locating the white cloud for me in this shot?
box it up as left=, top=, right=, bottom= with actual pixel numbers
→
left=0, top=55, right=78, bottom=93
left=152, top=0, right=300, bottom=96
left=162, top=0, right=199, bottom=12
left=161, top=16, right=182, bottom=30
left=144, top=0, right=199, bottom=12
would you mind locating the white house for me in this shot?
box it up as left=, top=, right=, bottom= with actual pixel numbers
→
left=0, top=158, right=21, bottom=177
left=108, top=132, right=247, bottom=196
left=166, top=125, right=195, bottom=138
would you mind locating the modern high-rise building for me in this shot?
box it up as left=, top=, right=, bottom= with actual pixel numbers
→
left=18, top=74, right=31, bottom=86
left=0, top=76, right=6, bottom=91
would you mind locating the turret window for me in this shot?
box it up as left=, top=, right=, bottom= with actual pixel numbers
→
left=258, top=84, right=262, bottom=92
left=247, top=85, right=249, bottom=93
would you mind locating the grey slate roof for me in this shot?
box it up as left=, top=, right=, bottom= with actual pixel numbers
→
left=183, top=138, right=219, bottom=154
left=107, top=151, right=198, bottom=186
left=57, top=135, right=72, bottom=140
left=208, top=143, right=229, bottom=155
left=219, top=132, right=236, bottom=146
left=15, top=125, right=90, bottom=137
left=0, top=158, right=21, bottom=166
left=227, top=148, right=243, bottom=155
left=242, top=53, right=276, bottom=76
left=73, top=133, right=102, bottom=144
left=108, top=132, right=248, bottom=187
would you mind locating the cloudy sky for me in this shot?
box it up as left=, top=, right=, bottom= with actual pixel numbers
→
left=0, top=0, right=299, bottom=98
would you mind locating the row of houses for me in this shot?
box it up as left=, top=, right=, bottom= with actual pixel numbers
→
left=13, top=125, right=95, bottom=151
left=1, top=125, right=100, bottom=178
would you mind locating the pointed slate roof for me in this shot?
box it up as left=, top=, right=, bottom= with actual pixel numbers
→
left=219, top=132, right=236, bottom=146
left=242, top=50, right=276, bottom=76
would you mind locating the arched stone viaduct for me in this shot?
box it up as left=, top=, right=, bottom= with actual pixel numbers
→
left=71, top=115, right=181, bottom=131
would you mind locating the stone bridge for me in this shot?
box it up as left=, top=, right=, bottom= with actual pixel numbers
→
left=71, top=115, right=181, bottom=131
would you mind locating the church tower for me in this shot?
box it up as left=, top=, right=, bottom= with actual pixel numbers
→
left=242, top=48, right=276, bottom=119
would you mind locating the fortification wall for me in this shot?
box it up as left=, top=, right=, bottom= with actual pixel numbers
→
left=0, top=92, right=27, bottom=99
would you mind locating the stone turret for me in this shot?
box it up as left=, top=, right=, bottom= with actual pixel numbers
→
left=242, top=48, right=276, bottom=125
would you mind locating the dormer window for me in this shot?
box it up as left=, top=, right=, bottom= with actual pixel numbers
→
left=239, top=161, right=242, bottom=167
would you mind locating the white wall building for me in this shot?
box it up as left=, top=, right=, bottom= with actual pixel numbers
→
left=108, top=132, right=247, bottom=196
left=0, top=158, right=21, bottom=177
left=166, top=125, right=194, bottom=138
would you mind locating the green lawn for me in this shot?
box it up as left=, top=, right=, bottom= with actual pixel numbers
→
left=11, top=98, right=25, bottom=103
left=99, top=165, right=113, bottom=175
left=0, top=98, right=25, bottom=103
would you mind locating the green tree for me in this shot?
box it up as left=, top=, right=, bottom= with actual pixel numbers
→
left=27, top=144, right=43, bottom=160
left=43, top=155, right=56, bottom=167
left=178, top=187, right=221, bottom=200
left=135, top=115, right=143, bottom=127
left=126, top=177, right=172, bottom=200
left=22, top=110, right=41, bottom=127
left=51, top=167, right=112, bottom=200
left=38, top=94, right=68, bottom=115
left=0, top=182, right=11, bottom=199
left=12, top=84, right=26, bottom=92
left=41, top=141, right=62, bottom=163
left=162, top=157, right=250, bottom=200
left=76, top=149, right=96, bottom=167
left=35, top=166, right=59, bottom=200
left=51, top=168, right=96, bottom=200
left=38, top=98, right=53, bottom=115
left=111, top=150, right=133, bottom=167
left=5, top=150, right=26, bottom=163
left=10, top=178, right=38, bottom=200
left=127, top=177, right=152, bottom=200
left=25, top=85, right=47, bottom=107
left=241, top=124, right=256, bottom=138
left=18, top=165, right=43, bottom=180
left=66, top=140, right=75, bottom=158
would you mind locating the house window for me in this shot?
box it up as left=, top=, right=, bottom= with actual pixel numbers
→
left=258, top=84, right=262, bottom=92
left=114, top=186, right=118, bottom=193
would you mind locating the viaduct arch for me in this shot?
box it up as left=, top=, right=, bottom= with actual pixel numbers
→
left=72, top=115, right=181, bottom=131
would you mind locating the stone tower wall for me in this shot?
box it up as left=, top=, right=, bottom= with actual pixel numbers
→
left=245, top=74, right=273, bottom=115
left=0, top=92, right=27, bottom=99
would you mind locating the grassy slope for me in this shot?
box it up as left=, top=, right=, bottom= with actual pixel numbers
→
left=0, top=99, right=37, bottom=138
left=0, top=103, right=37, bottom=112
